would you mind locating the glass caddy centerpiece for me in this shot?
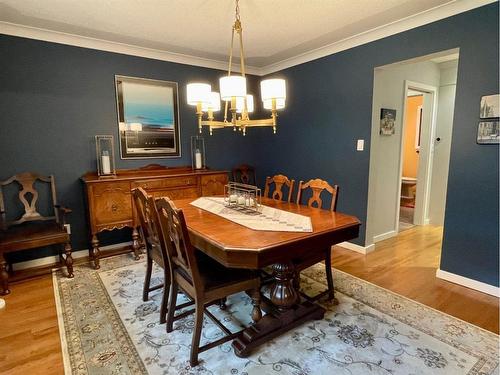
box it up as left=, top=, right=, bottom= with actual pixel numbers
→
left=224, top=182, right=262, bottom=213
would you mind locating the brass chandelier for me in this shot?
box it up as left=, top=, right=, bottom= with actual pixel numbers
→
left=186, top=0, right=286, bottom=136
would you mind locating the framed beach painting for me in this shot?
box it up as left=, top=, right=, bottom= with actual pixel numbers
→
left=115, top=75, right=180, bottom=159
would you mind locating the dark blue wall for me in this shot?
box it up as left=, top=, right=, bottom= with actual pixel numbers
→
left=0, top=35, right=261, bottom=259
left=0, top=3, right=498, bottom=286
left=251, top=3, right=499, bottom=286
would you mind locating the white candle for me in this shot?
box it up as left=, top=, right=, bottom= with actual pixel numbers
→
left=101, top=152, right=111, bottom=174
left=246, top=197, right=255, bottom=207
left=237, top=196, right=246, bottom=205
left=195, top=149, right=202, bottom=169
left=229, top=194, right=238, bottom=203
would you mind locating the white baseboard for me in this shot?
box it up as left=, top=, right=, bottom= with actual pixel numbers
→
left=373, top=230, right=398, bottom=243
left=436, top=268, right=499, bottom=297
left=11, top=242, right=133, bottom=271
left=336, top=241, right=376, bottom=255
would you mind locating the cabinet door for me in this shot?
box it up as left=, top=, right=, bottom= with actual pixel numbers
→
left=200, top=173, right=228, bottom=196
left=90, top=182, right=133, bottom=229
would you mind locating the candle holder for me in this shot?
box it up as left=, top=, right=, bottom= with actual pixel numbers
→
left=224, top=182, right=261, bottom=213
left=191, top=136, right=206, bottom=170
left=95, top=135, right=116, bottom=177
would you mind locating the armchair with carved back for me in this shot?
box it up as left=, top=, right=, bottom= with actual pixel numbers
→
left=0, top=173, right=73, bottom=295
left=294, top=178, right=339, bottom=303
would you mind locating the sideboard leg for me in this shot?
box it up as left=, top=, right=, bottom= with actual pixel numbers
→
left=91, top=235, right=101, bottom=269
left=132, top=227, right=141, bottom=260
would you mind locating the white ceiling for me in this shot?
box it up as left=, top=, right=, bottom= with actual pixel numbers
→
left=0, top=0, right=493, bottom=74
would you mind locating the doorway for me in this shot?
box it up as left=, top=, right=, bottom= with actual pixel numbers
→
left=397, top=82, right=437, bottom=232
left=365, top=49, right=459, bottom=247
left=399, top=91, right=422, bottom=230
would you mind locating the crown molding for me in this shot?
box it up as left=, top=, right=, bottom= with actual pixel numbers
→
left=0, top=0, right=496, bottom=77
left=0, top=21, right=262, bottom=75
left=259, top=0, right=496, bottom=75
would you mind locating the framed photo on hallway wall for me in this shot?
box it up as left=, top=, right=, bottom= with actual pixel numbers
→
left=380, top=108, right=396, bottom=135
left=115, top=75, right=181, bottom=159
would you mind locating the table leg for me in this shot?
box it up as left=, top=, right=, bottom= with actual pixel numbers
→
left=232, top=261, right=325, bottom=357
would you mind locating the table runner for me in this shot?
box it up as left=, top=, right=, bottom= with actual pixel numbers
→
left=190, top=197, right=313, bottom=232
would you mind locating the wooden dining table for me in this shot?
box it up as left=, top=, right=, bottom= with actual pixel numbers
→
left=173, top=196, right=361, bottom=357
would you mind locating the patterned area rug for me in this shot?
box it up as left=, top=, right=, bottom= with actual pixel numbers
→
left=53, top=255, right=499, bottom=374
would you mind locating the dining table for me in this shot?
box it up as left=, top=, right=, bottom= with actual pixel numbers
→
left=173, top=196, right=361, bottom=357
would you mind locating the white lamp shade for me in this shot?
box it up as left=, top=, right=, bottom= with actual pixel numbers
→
left=202, top=92, right=221, bottom=112
left=260, top=79, right=286, bottom=101
left=187, top=83, right=211, bottom=105
left=219, top=76, right=247, bottom=100
left=236, top=95, right=254, bottom=113
left=263, top=98, right=286, bottom=110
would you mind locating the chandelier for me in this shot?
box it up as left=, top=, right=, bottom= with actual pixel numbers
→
left=186, top=0, right=286, bottom=136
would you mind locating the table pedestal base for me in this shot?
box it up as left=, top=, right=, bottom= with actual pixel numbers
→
left=232, top=300, right=325, bottom=357
left=233, top=261, right=325, bottom=357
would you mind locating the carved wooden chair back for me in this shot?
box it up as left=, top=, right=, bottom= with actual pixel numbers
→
left=0, top=172, right=59, bottom=230
left=132, top=188, right=161, bottom=254
left=296, top=178, right=339, bottom=211
left=155, top=197, right=202, bottom=290
left=232, top=164, right=256, bottom=185
left=264, top=174, right=295, bottom=203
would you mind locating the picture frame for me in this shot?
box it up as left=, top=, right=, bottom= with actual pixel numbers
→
left=477, top=121, right=499, bottom=144
left=479, top=94, right=499, bottom=119
left=115, top=75, right=181, bottom=159
left=380, top=108, right=396, bottom=135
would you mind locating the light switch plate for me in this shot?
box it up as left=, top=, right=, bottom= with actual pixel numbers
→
left=357, top=139, right=364, bottom=151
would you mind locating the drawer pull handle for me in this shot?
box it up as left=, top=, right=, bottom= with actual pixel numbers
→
left=111, top=204, right=118, bottom=212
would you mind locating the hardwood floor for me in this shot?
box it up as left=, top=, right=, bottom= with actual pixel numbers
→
left=0, top=274, right=64, bottom=375
left=0, top=225, right=497, bottom=374
left=333, top=225, right=499, bottom=334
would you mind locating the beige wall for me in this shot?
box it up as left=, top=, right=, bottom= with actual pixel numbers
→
left=402, top=95, right=423, bottom=178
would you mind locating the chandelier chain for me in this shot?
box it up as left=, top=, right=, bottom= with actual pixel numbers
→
left=235, top=0, right=241, bottom=21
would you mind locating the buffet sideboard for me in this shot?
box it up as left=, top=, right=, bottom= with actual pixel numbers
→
left=82, top=164, right=228, bottom=268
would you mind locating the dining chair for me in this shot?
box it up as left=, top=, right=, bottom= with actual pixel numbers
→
left=0, top=172, right=73, bottom=295
left=295, top=178, right=339, bottom=302
left=155, top=197, right=262, bottom=367
left=232, top=164, right=256, bottom=185
left=132, top=187, right=170, bottom=323
left=263, top=174, right=295, bottom=202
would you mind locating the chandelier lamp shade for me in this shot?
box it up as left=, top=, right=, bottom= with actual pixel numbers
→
left=186, top=0, right=286, bottom=136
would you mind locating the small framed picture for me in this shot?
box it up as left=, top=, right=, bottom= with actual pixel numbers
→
left=477, top=121, right=499, bottom=144
left=380, top=108, right=396, bottom=135
left=479, top=94, right=499, bottom=119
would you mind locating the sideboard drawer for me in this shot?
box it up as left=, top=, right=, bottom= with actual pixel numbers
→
left=132, top=176, right=197, bottom=190
left=90, top=182, right=132, bottom=226
left=150, top=187, right=200, bottom=200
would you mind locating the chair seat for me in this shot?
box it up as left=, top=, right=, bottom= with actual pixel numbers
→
left=179, top=251, right=259, bottom=292
left=0, top=221, right=68, bottom=252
